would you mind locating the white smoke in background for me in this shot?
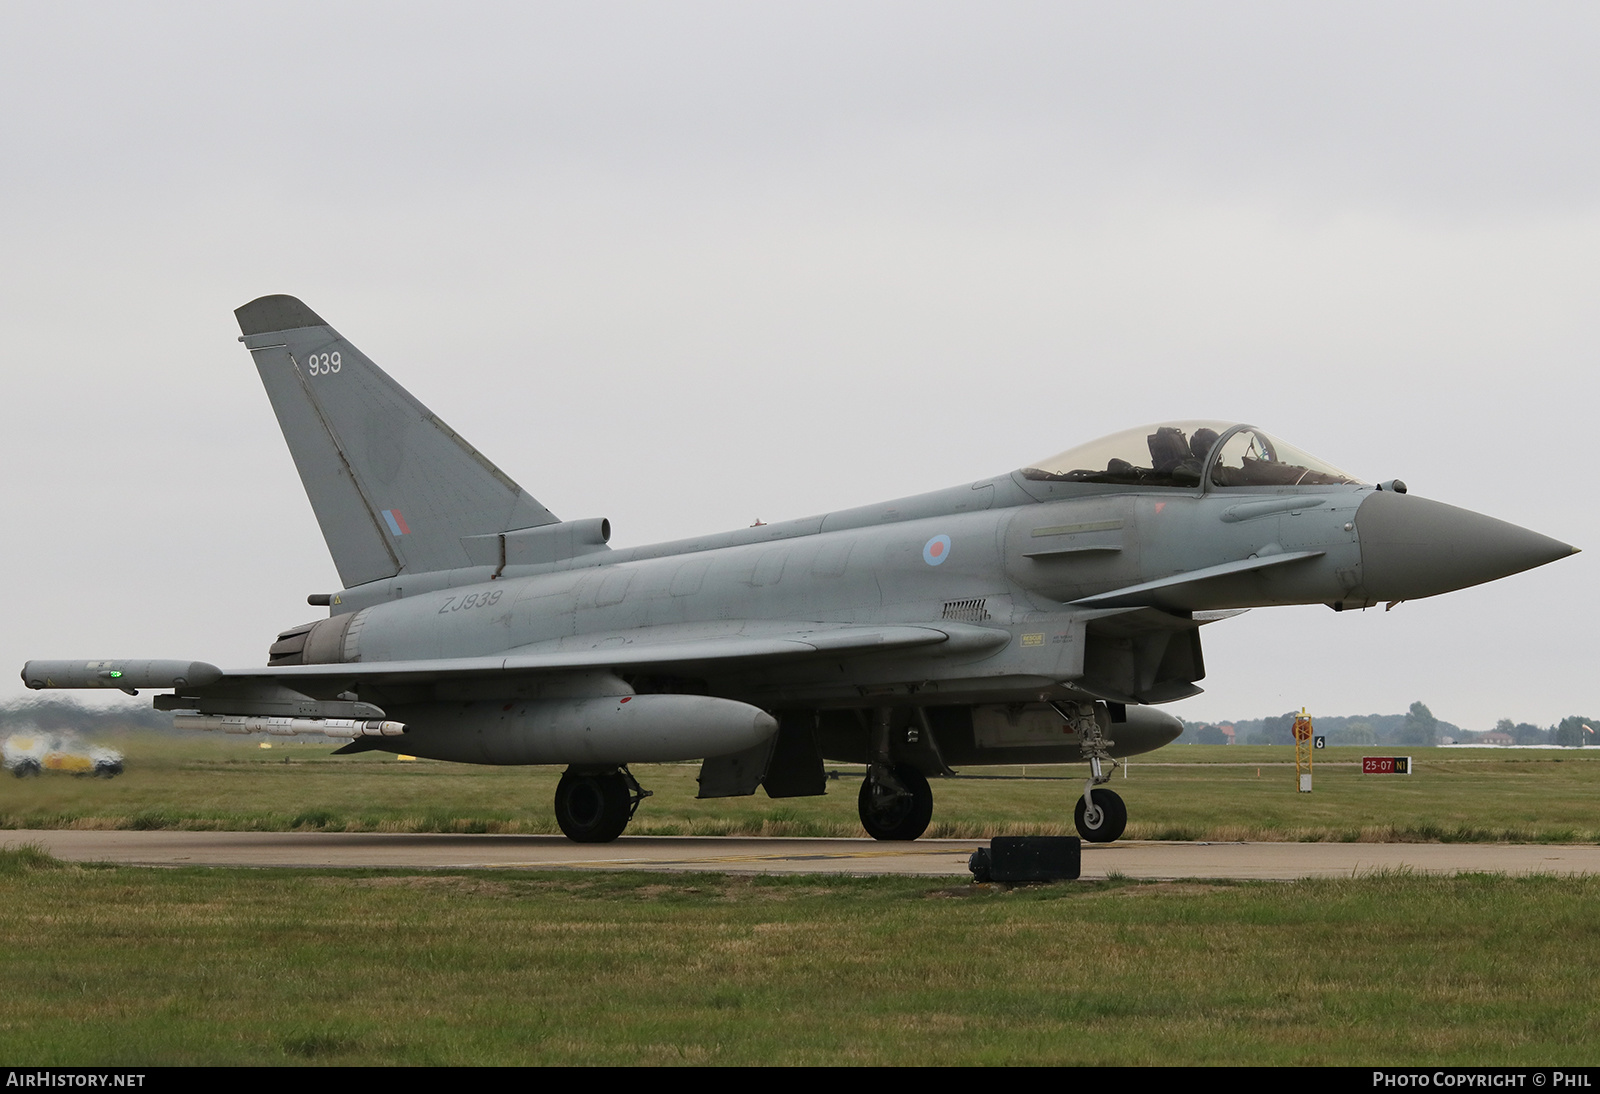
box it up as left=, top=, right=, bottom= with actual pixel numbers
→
left=3, top=727, right=123, bottom=777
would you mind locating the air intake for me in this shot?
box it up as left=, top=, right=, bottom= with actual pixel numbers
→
left=941, top=598, right=991, bottom=622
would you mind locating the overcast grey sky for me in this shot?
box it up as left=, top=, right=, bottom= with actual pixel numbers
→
left=2, top=2, right=1595, bottom=729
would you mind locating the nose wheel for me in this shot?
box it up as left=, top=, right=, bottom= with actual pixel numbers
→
left=858, top=763, right=934, bottom=841
left=1074, top=787, right=1127, bottom=842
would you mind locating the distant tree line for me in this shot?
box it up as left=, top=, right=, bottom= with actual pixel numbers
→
left=1501, top=715, right=1597, bottom=747
left=1183, top=702, right=1596, bottom=747
left=0, top=697, right=173, bottom=734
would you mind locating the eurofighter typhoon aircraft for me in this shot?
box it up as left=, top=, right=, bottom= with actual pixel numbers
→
left=23, top=296, right=1579, bottom=842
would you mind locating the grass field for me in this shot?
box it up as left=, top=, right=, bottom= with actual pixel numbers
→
left=6, top=738, right=1600, bottom=1066
left=5, top=734, right=1599, bottom=843
left=3, top=845, right=1597, bottom=1066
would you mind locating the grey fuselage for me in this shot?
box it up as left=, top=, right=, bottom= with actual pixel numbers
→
left=278, top=470, right=1403, bottom=765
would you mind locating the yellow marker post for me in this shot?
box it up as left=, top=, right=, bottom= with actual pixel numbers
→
left=1293, top=708, right=1314, bottom=792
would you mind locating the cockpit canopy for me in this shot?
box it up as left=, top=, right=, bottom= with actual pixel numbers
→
left=1021, top=421, right=1362, bottom=489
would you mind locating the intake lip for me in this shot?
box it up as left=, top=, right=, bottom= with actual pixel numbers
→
left=1356, top=491, right=1577, bottom=601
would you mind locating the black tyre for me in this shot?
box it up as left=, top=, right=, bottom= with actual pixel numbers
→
left=1073, top=788, right=1127, bottom=843
left=554, top=770, right=632, bottom=843
left=12, top=759, right=41, bottom=779
left=858, top=764, right=934, bottom=841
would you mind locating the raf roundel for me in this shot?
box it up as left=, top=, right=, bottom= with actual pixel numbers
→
left=923, top=534, right=952, bottom=566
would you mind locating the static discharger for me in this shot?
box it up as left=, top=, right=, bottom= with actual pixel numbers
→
left=1293, top=708, right=1314, bottom=792
left=172, top=714, right=406, bottom=739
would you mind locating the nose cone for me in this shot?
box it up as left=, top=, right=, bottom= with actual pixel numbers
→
left=1356, top=491, right=1577, bottom=601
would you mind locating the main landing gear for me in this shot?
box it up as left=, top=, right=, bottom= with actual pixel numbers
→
left=858, top=762, right=934, bottom=841
left=554, top=767, right=651, bottom=843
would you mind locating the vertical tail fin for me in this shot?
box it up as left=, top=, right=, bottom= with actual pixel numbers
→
left=235, top=295, right=558, bottom=587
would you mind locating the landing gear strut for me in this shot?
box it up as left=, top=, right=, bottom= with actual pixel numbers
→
left=858, top=763, right=933, bottom=841
left=554, top=767, right=651, bottom=843
left=1055, top=700, right=1129, bottom=843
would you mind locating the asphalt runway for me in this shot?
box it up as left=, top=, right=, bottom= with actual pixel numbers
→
left=10, top=830, right=1600, bottom=879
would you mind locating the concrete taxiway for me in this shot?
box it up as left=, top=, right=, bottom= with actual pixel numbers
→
left=9, top=830, right=1600, bottom=879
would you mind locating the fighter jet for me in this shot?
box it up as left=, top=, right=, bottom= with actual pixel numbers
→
left=22, top=296, right=1579, bottom=843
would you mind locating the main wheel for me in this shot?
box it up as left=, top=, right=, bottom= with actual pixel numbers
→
left=858, top=764, right=934, bottom=841
left=554, top=770, right=632, bottom=843
left=1074, top=788, right=1127, bottom=843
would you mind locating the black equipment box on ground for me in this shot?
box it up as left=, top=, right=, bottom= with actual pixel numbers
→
left=969, top=836, right=1082, bottom=883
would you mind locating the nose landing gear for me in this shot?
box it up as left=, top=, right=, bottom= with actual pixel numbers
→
left=1058, top=700, right=1128, bottom=842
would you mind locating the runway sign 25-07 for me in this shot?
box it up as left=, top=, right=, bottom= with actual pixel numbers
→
left=1363, top=757, right=1412, bottom=775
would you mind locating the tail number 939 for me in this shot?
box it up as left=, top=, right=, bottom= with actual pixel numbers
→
left=303, top=351, right=341, bottom=376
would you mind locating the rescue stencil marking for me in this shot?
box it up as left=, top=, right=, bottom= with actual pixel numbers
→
left=923, top=535, right=952, bottom=566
